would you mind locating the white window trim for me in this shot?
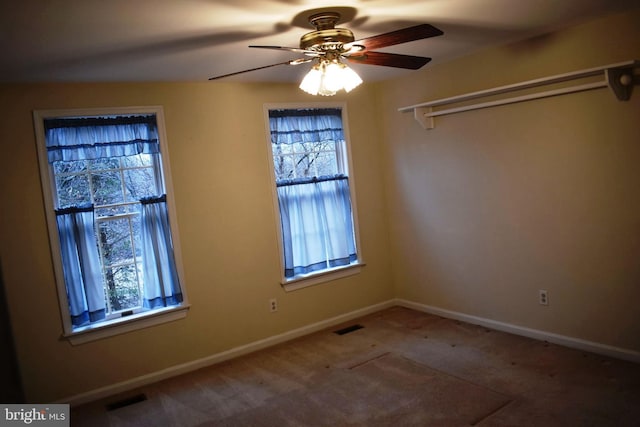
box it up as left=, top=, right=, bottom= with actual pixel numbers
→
left=33, top=105, right=189, bottom=344
left=65, top=305, right=190, bottom=345
left=281, top=263, right=365, bottom=292
left=263, top=102, right=364, bottom=292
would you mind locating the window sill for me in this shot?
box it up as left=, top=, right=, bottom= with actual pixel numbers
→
left=281, top=262, right=364, bottom=292
left=63, top=304, right=190, bottom=345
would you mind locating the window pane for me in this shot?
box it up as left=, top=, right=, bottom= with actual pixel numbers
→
left=274, top=155, right=295, bottom=180
left=315, top=152, right=338, bottom=176
left=123, top=167, right=157, bottom=201
left=53, top=160, right=87, bottom=175
left=291, top=142, right=306, bottom=154
left=273, top=143, right=293, bottom=155
left=89, top=157, right=120, bottom=171
left=294, top=153, right=313, bottom=178
left=55, top=174, right=91, bottom=208
left=104, top=264, right=140, bottom=311
left=303, top=141, right=320, bottom=153
left=92, top=171, right=124, bottom=205
left=291, top=154, right=305, bottom=178
left=321, top=141, right=338, bottom=156
left=122, top=154, right=153, bottom=168
left=98, top=218, right=135, bottom=266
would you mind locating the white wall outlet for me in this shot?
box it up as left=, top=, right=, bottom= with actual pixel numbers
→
left=539, top=289, right=549, bottom=306
left=269, top=298, right=278, bottom=313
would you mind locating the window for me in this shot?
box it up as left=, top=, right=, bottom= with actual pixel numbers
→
left=266, top=105, right=361, bottom=288
left=34, top=107, right=188, bottom=343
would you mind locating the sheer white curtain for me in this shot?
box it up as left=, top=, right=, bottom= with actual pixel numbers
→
left=55, top=207, right=105, bottom=326
left=277, top=177, right=357, bottom=277
left=140, top=196, right=182, bottom=308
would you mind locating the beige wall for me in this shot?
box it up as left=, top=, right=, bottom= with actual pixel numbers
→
left=0, top=83, right=393, bottom=402
left=1, top=7, right=639, bottom=404
left=379, top=9, right=640, bottom=351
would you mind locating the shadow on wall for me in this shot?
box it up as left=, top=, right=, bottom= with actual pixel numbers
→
left=0, top=260, right=24, bottom=403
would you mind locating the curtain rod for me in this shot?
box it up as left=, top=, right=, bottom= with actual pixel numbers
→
left=398, top=60, right=638, bottom=129
left=44, top=115, right=156, bottom=130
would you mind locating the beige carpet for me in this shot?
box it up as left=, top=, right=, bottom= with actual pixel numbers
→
left=71, top=307, right=640, bottom=426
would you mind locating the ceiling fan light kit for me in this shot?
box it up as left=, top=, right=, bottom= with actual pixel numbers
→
left=208, top=10, right=443, bottom=96
left=299, top=58, right=363, bottom=96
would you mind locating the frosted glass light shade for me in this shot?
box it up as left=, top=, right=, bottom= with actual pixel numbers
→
left=299, top=60, right=362, bottom=96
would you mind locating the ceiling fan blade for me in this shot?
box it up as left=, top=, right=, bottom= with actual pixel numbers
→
left=249, top=45, right=319, bottom=55
left=349, top=24, right=443, bottom=51
left=208, top=59, right=310, bottom=80
left=346, top=51, right=431, bottom=69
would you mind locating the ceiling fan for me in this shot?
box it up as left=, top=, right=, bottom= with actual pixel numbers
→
left=209, top=11, right=443, bottom=95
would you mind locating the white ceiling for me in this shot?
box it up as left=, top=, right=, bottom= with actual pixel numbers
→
left=0, top=0, right=637, bottom=83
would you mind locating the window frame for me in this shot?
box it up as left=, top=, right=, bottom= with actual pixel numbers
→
left=33, top=106, right=189, bottom=344
left=263, top=102, right=364, bottom=291
left=56, top=153, right=157, bottom=319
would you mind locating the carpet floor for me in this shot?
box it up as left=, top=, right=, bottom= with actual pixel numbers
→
left=71, top=306, right=640, bottom=426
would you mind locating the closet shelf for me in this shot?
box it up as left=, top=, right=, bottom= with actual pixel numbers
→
left=398, top=60, right=638, bottom=129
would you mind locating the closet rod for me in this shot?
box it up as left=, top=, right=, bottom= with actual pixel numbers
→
left=398, top=60, right=638, bottom=129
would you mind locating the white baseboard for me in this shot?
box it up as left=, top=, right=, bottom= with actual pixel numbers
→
left=60, top=298, right=640, bottom=406
left=395, top=298, right=640, bottom=364
left=60, top=299, right=396, bottom=406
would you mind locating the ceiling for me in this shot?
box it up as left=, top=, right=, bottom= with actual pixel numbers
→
left=0, top=0, right=637, bottom=84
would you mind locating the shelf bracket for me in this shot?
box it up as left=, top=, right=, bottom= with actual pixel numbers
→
left=606, top=66, right=635, bottom=100
left=414, top=107, right=434, bottom=130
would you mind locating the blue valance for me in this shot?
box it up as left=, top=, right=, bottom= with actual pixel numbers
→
left=44, top=115, right=159, bottom=163
left=269, top=108, right=344, bottom=145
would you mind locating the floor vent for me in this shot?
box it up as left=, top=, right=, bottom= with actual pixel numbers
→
left=106, top=393, right=148, bottom=411
left=334, top=324, right=364, bottom=335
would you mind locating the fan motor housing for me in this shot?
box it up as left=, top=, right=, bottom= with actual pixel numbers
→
left=300, top=28, right=355, bottom=50
left=300, top=12, right=354, bottom=50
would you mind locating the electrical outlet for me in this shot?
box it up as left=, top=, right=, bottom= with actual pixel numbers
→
left=539, top=289, right=549, bottom=306
left=269, top=298, right=278, bottom=313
